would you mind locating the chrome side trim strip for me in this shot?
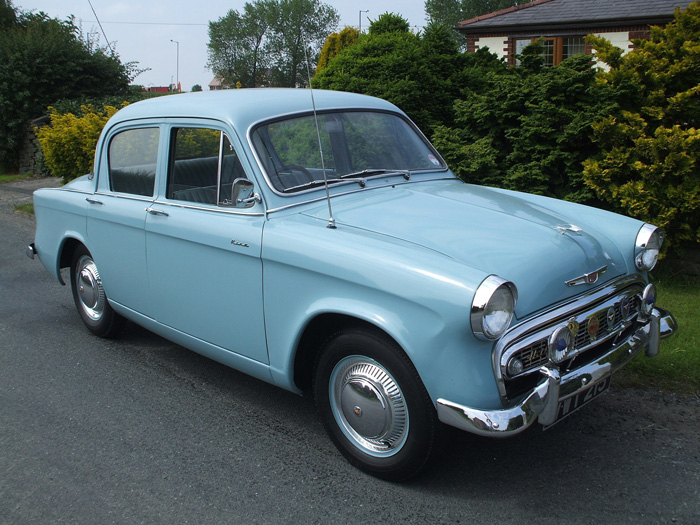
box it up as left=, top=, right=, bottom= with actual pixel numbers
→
left=439, top=306, right=676, bottom=437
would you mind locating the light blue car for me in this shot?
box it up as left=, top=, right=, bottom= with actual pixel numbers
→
left=28, top=89, right=677, bottom=480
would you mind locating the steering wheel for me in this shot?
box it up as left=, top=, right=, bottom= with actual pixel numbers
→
left=279, top=165, right=314, bottom=183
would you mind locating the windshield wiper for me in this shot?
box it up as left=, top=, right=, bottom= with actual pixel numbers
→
left=340, top=169, right=410, bottom=181
left=281, top=177, right=366, bottom=194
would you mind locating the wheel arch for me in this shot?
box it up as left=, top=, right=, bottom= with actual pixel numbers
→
left=293, top=313, right=406, bottom=394
left=57, top=236, right=88, bottom=285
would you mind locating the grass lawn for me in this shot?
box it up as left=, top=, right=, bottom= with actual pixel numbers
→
left=14, top=202, right=34, bottom=215
left=616, top=266, right=700, bottom=394
left=0, top=172, right=34, bottom=184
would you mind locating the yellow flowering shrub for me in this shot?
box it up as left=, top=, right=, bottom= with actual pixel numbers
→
left=37, top=104, right=124, bottom=183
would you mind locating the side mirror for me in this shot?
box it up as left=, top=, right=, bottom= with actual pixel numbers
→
left=231, top=178, right=261, bottom=208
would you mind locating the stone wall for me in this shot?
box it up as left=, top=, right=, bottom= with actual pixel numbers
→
left=17, top=116, right=49, bottom=175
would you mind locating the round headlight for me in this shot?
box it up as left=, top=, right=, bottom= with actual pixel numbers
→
left=471, top=276, right=518, bottom=341
left=635, top=224, right=663, bottom=271
left=641, top=283, right=657, bottom=319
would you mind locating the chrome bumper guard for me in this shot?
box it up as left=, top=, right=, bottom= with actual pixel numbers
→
left=437, top=307, right=677, bottom=437
left=26, top=243, right=37, bottom=260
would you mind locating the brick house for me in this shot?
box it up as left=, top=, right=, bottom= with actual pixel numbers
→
left=456, top=0, right=693, bottom=66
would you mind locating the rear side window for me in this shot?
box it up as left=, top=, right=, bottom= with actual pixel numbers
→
left=108, top=128, right=159, bottom=197
left=167, top=127, right=247, bottom=206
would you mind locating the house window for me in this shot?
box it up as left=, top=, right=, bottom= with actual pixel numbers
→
left=513, top=36, right=587, bottom=66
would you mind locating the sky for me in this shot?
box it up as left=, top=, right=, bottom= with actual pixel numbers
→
left=18, top=0, right=429, bottom=92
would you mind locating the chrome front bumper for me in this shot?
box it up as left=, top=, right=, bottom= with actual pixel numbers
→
left=437, top=307, right=677, bottom=437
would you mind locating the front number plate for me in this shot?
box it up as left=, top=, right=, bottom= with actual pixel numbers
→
left=547, top=376, right=612, bottom=427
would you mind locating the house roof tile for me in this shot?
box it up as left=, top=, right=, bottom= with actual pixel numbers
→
left=457, top=0, right=693, bottom=31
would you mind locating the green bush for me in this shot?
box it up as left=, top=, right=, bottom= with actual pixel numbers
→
left=313, top=18, right=468, bottom=135
left=37, top=104, right=123, bottom=183
left=433, top=50, right=616, bottom=203
left=0, top=5, right=132, bottom=170
left=583, top=2, right=700, bottom=254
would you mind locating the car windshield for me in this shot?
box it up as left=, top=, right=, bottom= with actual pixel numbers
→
left=251, top=110, right=444, bottom=193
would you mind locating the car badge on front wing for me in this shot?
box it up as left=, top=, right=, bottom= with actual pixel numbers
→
left=565, top=266, right=608, bottom=287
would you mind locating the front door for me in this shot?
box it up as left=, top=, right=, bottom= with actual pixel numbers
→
left=145, top=125, right=269, bottom=363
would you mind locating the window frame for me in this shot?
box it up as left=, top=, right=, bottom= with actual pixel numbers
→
left=166, top=126, right=247, bottom=207
left=107, top=126, right=160, bottom=198
left=512, top=35, right=588, bottom=67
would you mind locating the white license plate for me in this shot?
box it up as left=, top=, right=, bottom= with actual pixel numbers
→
left=546, top=376, right=611, bottom=428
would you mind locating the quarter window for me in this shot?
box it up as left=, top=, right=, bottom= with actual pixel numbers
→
left=167, top=127, right=247, bottom=206
left=109, top=128, right=159, bottom=196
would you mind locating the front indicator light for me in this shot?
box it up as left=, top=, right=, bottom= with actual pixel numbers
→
left=507, top=357, right=524, bottom=376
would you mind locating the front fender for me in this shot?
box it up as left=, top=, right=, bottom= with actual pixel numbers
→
left=262, top=215, right=503, bottom=409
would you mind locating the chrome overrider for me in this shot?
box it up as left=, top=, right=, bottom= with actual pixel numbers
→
left=437, top=275, right=677, bottom=437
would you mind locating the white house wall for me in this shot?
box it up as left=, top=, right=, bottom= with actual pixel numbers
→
left=475, top=37, right=509, bottom=60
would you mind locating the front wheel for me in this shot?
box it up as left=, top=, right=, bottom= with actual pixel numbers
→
left=70, top=245, right=126, bottom=338
left=314, top=328, right=438, bottom=481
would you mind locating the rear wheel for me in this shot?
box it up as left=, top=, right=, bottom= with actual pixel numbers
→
left=314, top=328, right=437, bottom=481
left=70, top=245, right=126, bottom=338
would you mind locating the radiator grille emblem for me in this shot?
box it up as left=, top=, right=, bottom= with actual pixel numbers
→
left=566, top=266, right=608, bottom=287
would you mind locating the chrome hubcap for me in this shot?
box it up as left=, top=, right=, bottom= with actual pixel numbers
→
left=330, top=356, right=408, bottom=457
left=76, top=256, right=105, bottom=321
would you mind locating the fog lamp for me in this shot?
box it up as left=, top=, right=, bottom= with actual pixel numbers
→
left=549, top=324, right=575, bottom=364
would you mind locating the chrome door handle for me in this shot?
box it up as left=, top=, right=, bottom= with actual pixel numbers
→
left=86, top=198, right=103, bottom=205
left=146, top=207, right=169, bottom=217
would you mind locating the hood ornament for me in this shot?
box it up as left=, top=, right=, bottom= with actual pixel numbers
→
left=555, top=224, right=583, bottom=235
left=566, top=266, right=607, bottom=287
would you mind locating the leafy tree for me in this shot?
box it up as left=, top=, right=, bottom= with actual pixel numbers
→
left=207, top=0, right=338, bottom=89
left=191, top=84, right=203, bottom=92
left=368, top=12, right=411, bottom=34
left=267, top=0, right=339, bottom=87
left=316, top=26, right=359, bottom=74
left=425, top=0, right=531, bottom=29
left=583, top=2, right=700, bottom=253
left=313, top=16, right=468, bottom=135
left=0, top=5, right=133, bottom=170
left=207, top=0, right=275, bottom=88
left=0, top=0, right=16, bottom=28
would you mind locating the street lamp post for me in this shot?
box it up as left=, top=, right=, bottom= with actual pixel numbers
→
left=170, top=39, right=179, bottom=92
left=359, top=10, right=368, bottom=33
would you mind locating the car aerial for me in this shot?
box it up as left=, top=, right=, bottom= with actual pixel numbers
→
left=27, top=89, right=677, bottom=480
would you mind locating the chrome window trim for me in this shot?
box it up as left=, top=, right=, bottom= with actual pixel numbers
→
left=245, top=108, right=449, bottom=198
left=95, top=192, right=154, bottom=203
left=151, top=199, right=265, bottom=216
left=492, top=274, right=648, bottom=400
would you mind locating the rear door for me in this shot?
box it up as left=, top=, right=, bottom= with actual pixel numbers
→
left=87, top=124, right=162, bottom=317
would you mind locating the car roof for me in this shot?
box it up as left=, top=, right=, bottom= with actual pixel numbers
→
left=108, top=88, right=403, bottom=132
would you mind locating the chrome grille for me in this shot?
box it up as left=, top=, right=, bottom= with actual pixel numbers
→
left=502, top=287, right=642, bottom=381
